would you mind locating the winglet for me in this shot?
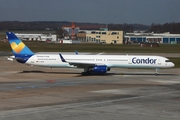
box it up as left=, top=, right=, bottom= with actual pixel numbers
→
left=75, top=50, right=78, bottom=55
left=59, top=54, right=66, bottom=62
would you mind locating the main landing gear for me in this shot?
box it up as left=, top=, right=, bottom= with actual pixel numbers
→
left=81, top=68, right=91, bottom=76
left=155, top=68, right=159, bottom=76
left=81, top=71, right=90, bottom=76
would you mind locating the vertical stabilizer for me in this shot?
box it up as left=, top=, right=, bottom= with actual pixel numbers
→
left=6, top=32, right=34, bottom=56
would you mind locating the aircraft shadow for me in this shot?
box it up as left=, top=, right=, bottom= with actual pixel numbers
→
left=19, top=70, right=178, bottom=76
left=106, top=73, right=178, bottom=76
left=19, top=70, right=80, bottom=75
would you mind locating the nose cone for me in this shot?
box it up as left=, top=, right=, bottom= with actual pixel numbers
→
left=170, top=62, right=175, bottom=67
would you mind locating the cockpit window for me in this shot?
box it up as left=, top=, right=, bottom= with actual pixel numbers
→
left=165, top=60, right=171, bottom=62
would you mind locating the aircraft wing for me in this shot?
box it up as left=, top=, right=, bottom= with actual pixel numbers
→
left=59, top=54, right=105, bottom=68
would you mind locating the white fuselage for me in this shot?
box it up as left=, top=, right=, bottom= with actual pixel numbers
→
left=25, top=54, right=174, bottom=69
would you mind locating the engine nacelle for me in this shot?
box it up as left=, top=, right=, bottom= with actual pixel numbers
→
left=90, top=65, right=109, bottom=74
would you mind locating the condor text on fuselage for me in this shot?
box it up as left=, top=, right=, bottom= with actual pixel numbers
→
left=132, top=57, right=157, bottom=64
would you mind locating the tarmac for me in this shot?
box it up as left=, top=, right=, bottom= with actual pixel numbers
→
left=0, top=56, right=180, bottom=120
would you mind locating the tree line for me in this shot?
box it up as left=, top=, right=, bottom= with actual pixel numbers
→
left=0, top=21, right=147, bottom=32
left=0, top=21, right=180, bottom=34
left=148, top=22, right=180, bottom=34
left=0, top=21, right=107, bottom=31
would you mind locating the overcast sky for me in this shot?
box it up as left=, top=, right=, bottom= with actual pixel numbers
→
left=0, top=0, right=179, bottom=25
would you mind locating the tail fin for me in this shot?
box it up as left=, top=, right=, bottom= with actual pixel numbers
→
left=6, top=32, right=34, bottom=56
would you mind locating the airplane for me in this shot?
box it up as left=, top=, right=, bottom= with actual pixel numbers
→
left=6, top=32, right=175, bottom=75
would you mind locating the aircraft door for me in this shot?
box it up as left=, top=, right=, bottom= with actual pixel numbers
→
left=29, top=57, right=36, bottom=64
left=157, top=58, right=161, bottom=65
left=128, top=58, right=132, bottom=64
left=30, top=59, right=35, bottom=63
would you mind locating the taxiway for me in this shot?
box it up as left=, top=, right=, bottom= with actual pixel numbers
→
left=0, top=56, right=180, bottom=120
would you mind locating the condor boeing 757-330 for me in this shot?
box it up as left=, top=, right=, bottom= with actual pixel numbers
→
left=6, top=32, right=174, bottom=75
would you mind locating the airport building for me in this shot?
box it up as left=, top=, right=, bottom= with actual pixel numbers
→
left=10, top=31, right=180, bottom=45
left=82, top=30, right=124, bottom=44
left=63, top=27, right=80, bottom=35
left=125, top=33, right=180, bottom=44
left=14, top=33, right=57, bottom=42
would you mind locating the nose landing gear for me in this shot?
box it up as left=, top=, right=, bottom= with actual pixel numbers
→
left=155, top=68, right=159, bottom=76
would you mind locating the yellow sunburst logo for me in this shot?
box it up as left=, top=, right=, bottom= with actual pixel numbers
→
left=10, top=42, right=25, bottom=53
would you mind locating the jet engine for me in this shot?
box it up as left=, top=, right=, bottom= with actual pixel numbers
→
left=90, top=65, right=110, bottom=74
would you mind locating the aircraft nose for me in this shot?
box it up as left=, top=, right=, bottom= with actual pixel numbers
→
left=171, top=62, right=175, bottom=67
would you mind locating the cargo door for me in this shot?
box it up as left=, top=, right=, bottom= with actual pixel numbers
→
left=157, top=58, right=161, bottom=65
left=128, top=57, right=132, bottom=64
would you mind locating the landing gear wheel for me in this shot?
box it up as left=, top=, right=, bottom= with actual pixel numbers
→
left=81, top=71, right=91, bottom=76
left=81, top=72, right=85, bottom=76
left=155, top=68, right=159, bottom=76
left=81, top=72, right=88, bottom=76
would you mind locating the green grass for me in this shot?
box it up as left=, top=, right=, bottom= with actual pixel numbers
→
left=0, top=42, right=180, bottom=53
left=168, top=57, right=180, bottom=68
left=1, top=41, right=179, bottom=53
left=0, top=33, right=5, bottom=39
